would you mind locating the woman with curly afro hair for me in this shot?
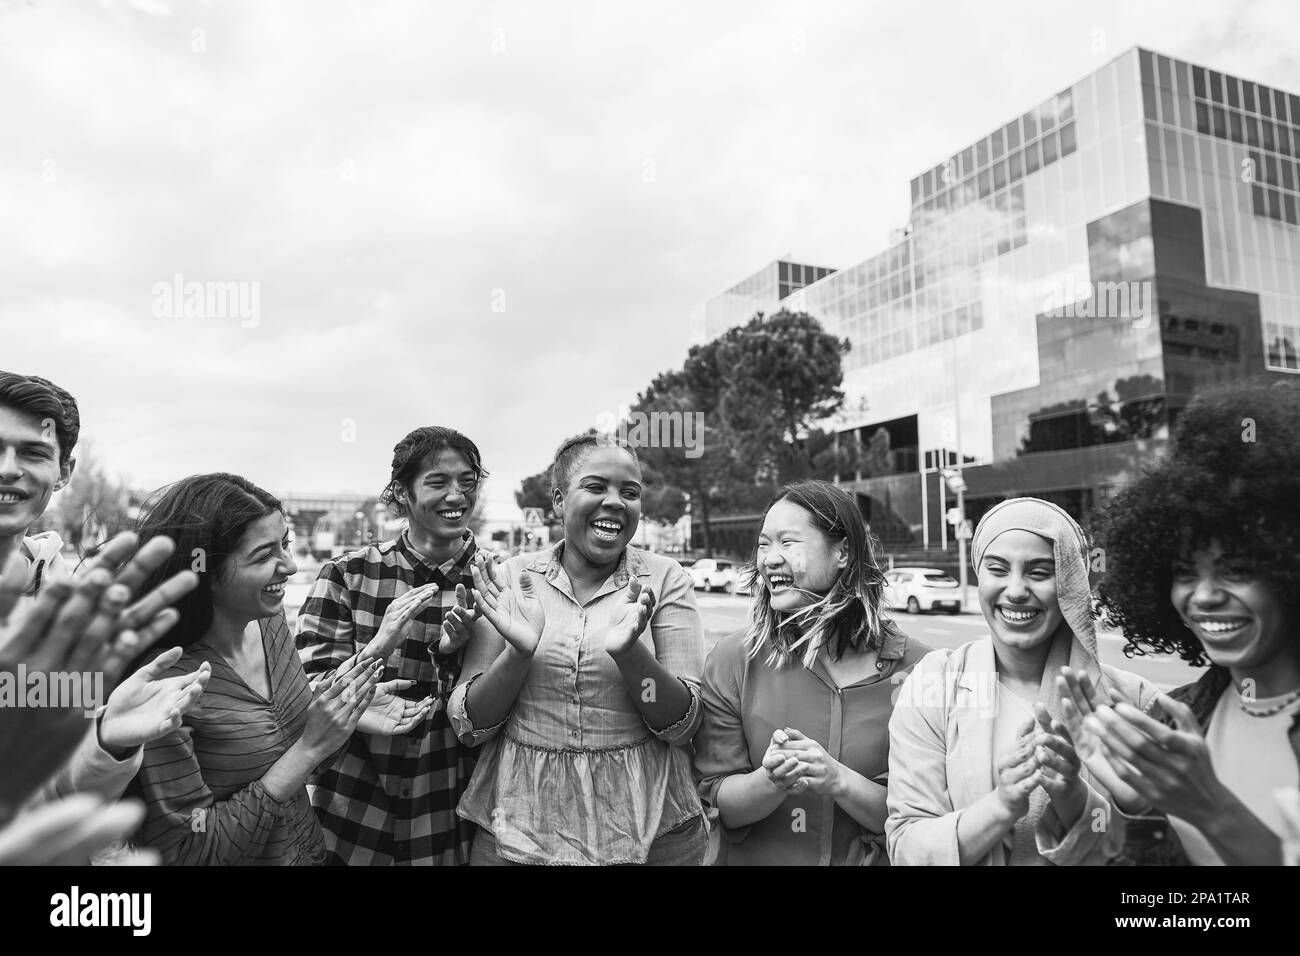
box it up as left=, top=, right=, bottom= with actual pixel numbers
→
left=1066, top=377, right=1300, bottom=865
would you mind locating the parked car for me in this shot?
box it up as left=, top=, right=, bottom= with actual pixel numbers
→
left=687, top=557, right=737, bottom=593
left=883, top=567, right=962, bottom=614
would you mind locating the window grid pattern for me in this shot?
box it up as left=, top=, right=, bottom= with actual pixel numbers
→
left=911, top=89, right=1078, bottom=213
left=1138, top=48, right=1300, bottom=372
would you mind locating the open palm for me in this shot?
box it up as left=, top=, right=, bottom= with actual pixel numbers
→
left=356, top=678, right=433, bottom=735
left=1056, top=668, right=1145, bottom=811
left=605, top=578, right=655, bottom=657
left=471, top=559, right=544, bottom=656
left=100, top=646, right=211, bottom=751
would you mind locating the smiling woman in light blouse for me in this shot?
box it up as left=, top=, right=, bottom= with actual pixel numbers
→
left=447, top=434, right=706, bottom=865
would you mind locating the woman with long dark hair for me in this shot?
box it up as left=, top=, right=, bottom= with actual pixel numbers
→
left=694, top=480, right=930, bottom=865
left=131, top=473, right=381, bottom=865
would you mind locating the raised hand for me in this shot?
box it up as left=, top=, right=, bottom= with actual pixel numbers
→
left=355, top=677, right=434, bottom=736
left=80, top=532, right=200, bottom=641
left=1056, top=667, right=1145, bottom=811
left=1084, top=694, right=1227, bottom=826
left=470, top=557, right=543, bottom=657
left=300, top=655, right=383, bottom=758
left=364, top=583, right=440, bottom=660
left=1032, top=703, right=1086, bottom=820
left=0, top=794, right=158, bottom=866
left=604, top=577, right=654, bottom=658
left=0, top=542, right=199, bottom=816
left=99, top=647, right=211, bottom=754
left=437, top=583, right=479, bottom=655
left=994, top=719, right=1041, bottom=822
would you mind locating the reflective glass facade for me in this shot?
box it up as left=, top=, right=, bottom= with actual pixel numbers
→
left=702, top=48, right=1299, bottom=543
left=702, top=259, right=836, bottom=340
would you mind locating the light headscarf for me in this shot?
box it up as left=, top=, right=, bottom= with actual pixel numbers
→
left=970, top=497, right=1105, bottom=865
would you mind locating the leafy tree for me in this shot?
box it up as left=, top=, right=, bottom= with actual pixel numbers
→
left=715, top=310, right=851, bottom=483
left=633, top=362, right=761, bottom=553
left=37, top=440, right=132, bottom=552
left=514, top=470, right=554, bottom=515
left=514, top=310, right=855, bottom=553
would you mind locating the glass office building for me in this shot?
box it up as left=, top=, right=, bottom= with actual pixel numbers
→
left=703, top=259, right=838, bottom=341
left=702, top=48, right=1300, bottom=544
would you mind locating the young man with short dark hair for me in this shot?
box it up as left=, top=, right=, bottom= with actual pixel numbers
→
left=0, top=372, right=80, bottom=594
left=0, top=370, right=208, bottom=813
left=296, top=425, right=490, bottom=865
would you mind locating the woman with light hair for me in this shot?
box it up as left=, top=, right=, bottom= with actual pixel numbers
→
left=694, top=480, right=930, bottom=865
left=886, top=496, right=1158, bottom=865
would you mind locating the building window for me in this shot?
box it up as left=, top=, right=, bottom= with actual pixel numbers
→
left=1267, top=323, right=1300, bottom=371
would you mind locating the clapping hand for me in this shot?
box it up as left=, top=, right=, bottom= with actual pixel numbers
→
left=762, top=728, right=804, bottom=791
left=365, top=583, right=440, bottom=661
left=994, top=720, right=1041, bottom=822
left=0, top=794, right=158, bottom=866
left=0, top=533, right=198, bottom=816
left=470, top=557, right=544, bottom=657
left=356, top=677, right=434, bottom=736
left=300, top=655, right=384, bottom=758
left=1084, top=694, right=1226, bottom=826
left=1057, top=667, right=1145, bottom=812
left=772, top=727, right=844, bottom=797
left=99, top=647, right=211, bottom=754
left=604, top=577, right=654, bottom=658
left=437, top=583, right=479, bottom=655
left=1031, top=703, right=1086, bottom=818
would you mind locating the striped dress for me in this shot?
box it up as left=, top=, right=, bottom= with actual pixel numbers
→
left=135, top=612, right=328, bottom=865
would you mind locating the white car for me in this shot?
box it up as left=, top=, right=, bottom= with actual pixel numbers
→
left=884, top=567, right=963, bottom=614
left=685, top=558, right=737, bottom=593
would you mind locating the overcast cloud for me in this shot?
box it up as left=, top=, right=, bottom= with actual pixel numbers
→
left=2, top=0, right=1296, bottom=519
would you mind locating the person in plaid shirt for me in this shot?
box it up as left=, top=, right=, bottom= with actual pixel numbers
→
left=295, top=426, right=490, bottom=865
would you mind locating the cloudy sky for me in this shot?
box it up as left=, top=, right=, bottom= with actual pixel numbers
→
left=2, top=0, right=1296, bottom=521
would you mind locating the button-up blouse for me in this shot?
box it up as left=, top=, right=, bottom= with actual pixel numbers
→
left=695, top=626, right=929, bottom=866
left=448, top=542, right=705, bottom=865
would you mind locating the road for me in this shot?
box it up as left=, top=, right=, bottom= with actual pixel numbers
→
left=283, top=575, right=1201, bottom=691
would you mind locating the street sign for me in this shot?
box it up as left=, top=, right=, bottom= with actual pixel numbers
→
left=523, top=507, right=544, bottom=528
left=941, top=468, right=967, bottom=494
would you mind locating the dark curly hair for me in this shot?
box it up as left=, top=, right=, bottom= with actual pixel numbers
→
left=1095, top=377, right=1300, bottom=665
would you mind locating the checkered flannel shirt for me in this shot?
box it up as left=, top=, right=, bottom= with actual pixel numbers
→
left=294, top=531, right=480, bottom=865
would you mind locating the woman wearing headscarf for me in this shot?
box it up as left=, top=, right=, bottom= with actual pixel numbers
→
left=885, top=496, right=1159, bottom=865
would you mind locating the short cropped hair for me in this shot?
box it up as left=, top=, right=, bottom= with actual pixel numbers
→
left=0, top=371, right=80, bottom=465
left=551, top=432, right=640, bottom=496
